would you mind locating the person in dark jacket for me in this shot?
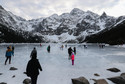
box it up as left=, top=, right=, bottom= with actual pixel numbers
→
left=12, top=46, right=14, bottom=56
left=68, top=47, right=73, bottom=60
left=30, top=47, right=37, bottom=58
left=73, top=47, right=76, bottom=55
left=47, top=45, right=50, bottom=53
left=26, top=55, right=42, bottom=84
left=5, top=46, right=13, bottom=65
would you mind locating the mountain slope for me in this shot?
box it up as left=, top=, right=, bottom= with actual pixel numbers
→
left=84, top=20, right=125, bottom=45
left=0, top=5, right=125, bottom=43
left=0, top=23, right=45, bottom=43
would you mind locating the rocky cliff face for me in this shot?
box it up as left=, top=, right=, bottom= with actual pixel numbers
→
left=0, top=5, right=125, bottom=43
left=0, top=23, right=45, bottom=43
left=84, top=19, right=125, bottom=45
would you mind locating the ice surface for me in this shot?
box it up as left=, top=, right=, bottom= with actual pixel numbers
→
left=0, top=43, right=125, bottom=84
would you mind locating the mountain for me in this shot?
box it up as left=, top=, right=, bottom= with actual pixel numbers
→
left=0, top=23, right=45, bottom=43
left=0, top=5, right=125, bottom=43
left=84, top=19, right=125, bottom=45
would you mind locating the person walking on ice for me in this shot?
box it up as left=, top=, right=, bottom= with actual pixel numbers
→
left=47, top=45, right=50, bottom=53
left=71, top=52, right=75, bottom=65
left=26, top=53, right=42, bottom=84
left=30, top=47, right=37, bottom=58
left=5, top=46, right=13, bottom=65
left=68, top=47, right=73, bottom=60
left=73, top=47, right=76, bottom=55
left=12, top=46, right=15, bottom=56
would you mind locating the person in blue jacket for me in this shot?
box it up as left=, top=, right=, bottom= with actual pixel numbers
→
left=5, top=46, right=13, bottom=65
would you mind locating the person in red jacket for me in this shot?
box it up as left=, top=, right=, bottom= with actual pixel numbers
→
left=71, top=52, right=75, bottom=65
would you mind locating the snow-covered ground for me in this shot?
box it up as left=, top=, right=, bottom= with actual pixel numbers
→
left=0, top=43, right=125, bottom=84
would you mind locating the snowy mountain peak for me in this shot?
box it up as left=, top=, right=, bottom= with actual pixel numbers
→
left=86, top=10, right=99, bottom=17
left=49, top=14, right=59, bottom=18
left=0, top=5, right=4, bottom=10
left=100, top=12, right=107, bottom=18
left=0, top=6, right=125, bottom=43
left=60, top=13, right=70, bottom=18
left=70, top=8, right=84, bottom=16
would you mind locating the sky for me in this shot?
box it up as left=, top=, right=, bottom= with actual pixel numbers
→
left=0, top=0, right=125, bottom=20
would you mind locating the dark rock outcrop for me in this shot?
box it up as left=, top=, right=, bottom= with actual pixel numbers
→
left=0, top=73, right=3, bottom=75
left=107, top=68, right=120, bottom=72
left=23, top=78, right=31, bottom=84
left=107, top=73, right=125, bottom=84
left=72, top=76, right=89, bottom=84
left=92, top=79, right=108, bottom=84
left=9, top=67, right=18, bottom=70
left=12, top=75, right=15, bottom=78
left=94, top=73, right=100, bottom=77
left=0, top=82, right=7, bottom=84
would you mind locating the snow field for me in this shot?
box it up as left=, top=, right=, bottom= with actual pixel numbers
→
left=0, top=43, right=125, bottom=84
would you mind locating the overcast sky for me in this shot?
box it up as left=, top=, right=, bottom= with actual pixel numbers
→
left=0, top=0, right=125, bottom=20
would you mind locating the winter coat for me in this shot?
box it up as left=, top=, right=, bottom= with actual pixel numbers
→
left=71, top=54, right=74, bottom=60
left=68, top=47, right=72, bottom=55
left=74, top=47, right=76, bottom=54
left=5, top=49, right=13, bottom=57
left=47, top=46, right=50, bottom=51
left=26, top=59, right=42, bottom=77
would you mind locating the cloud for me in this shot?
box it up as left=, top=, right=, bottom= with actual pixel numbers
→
left=73, top=0, right=120, bottom=11
left=0, top=0, right=123, bottom=20
left=102, top=0, right=125, bottom=17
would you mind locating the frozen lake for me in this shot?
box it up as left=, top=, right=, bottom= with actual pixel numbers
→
left=0, top=43, right=125, bottom=84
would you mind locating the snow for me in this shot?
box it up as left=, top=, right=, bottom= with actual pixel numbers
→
left=44, top=33, right=77, bottom=42
left=0, top=43, right=125, bottom=84
left=1, top=6, right=120, bottom=42
left=114, top=19, right=125, bottom=27
left=97, top=19, right=105, bottom=30
left=80, top=31, right=88, bottom=36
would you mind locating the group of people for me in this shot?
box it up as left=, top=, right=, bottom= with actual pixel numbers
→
left=46, top=44, right=76, bottom=65
left=68, top=47, right=76, bottom=65
left=4, top=45, right=77, bottom=84
left=27, top=45, right=76, bottom=84
left=99, top=44, right=105, bottom=48
left=4, top=46, right=42, bottom=84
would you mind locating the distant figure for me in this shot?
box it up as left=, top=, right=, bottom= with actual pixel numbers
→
left=83, top=45, right=87, bottom=49
left=5, top=46, right=13, bottom=65
left=26, top=55, right=42, bottom=84
left=65, top=44, right=67, bottom=48
left=47, top=45, right=50, bottom=53
left=99, top=44, right=105, bottom=48
left=73, top=47, right=76, bottom=55
left=68, top=47, right=73, bottom=60
left=30, top=47, right=37, bottom=58
left=12, top=46, right=14, bottom=56
left=40, top=43, right=42, bottom=46
left=60, top=45, right=64, bottom=50
left=71, top=52, right=75, bottom=65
